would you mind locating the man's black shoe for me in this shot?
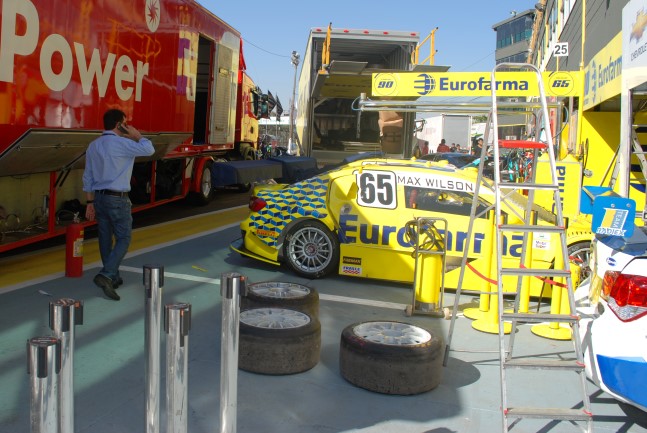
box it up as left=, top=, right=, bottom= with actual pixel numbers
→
left=113, top=277, right=124, bottom=288
left=94, top=274, right=120, bottom=301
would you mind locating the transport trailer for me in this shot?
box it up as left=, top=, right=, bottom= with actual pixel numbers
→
left=0, top=0, right=277, bottom=252
left=295, top=24, right=449, bottom=166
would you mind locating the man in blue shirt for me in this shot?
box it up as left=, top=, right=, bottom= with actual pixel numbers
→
left=83, top=109, right=155, bottom=300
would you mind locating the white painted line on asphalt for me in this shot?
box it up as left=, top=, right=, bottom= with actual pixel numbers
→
left=319, top=293, right=407, bottom=310
left=121, top=266, right=409, bottom=311
left=120, top=266, right=221, bottom=285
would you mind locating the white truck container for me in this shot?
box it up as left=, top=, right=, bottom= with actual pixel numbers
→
left=295, top=26, right=448, bottom=165
left=417, top=114, right=473, bottom=153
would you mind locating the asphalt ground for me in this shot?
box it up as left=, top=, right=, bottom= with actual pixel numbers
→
left=1, top=192, right=646, bottom=433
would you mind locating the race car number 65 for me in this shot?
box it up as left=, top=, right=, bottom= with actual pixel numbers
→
left=356, top=171, right=397, bottom=209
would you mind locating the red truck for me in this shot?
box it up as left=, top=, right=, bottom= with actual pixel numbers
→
left=0, top=0, right=268, bottom=252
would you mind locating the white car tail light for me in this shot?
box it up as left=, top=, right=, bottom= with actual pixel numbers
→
left=603, top=271, right=647, bottom=322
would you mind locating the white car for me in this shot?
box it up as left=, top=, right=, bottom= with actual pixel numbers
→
left=576, top=228, right=647, bottom=413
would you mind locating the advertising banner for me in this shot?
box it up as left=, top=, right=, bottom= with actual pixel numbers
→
left=372, top=71, right=581, bottom=98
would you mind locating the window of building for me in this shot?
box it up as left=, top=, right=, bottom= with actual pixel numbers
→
left=496, top=14, right=535, bottom=49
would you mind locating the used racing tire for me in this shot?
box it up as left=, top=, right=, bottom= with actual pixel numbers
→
left=239, top=308, right=321, bottom=375
left=339, top=321, right=443, bottom=395
left=241, top=281, right=319, bottom=318
left=284, top=220, right=339, bottom=279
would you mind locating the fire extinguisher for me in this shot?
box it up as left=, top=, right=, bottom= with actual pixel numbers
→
left=65, top=214, right=84, bottom=277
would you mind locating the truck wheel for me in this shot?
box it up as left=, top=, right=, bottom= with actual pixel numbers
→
left=188, top=160, right=214, bottom=205
left=239, top=308, right=321, bottom=375
left=284, top=220, right=339, bottom=279
left=242, top=145, right=257, bottom=160
left=339, top=321, right=443, bottom=395
left=242, top=282, right=319, bottom=318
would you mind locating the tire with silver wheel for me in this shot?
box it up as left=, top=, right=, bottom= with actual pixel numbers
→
left=241, top=282, right=319, bottom=318
left=284, top=220, right=339, bottom=279
left=568, top=241, right=592, bottom=284
left=188, top=160, right=213, bottom=205
left=239, top=308, right=321, bottom=375
left=340, top=321, right=443, bottom=395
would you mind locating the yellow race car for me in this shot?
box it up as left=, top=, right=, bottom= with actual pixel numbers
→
left=230, top=157, right=592, bottom=297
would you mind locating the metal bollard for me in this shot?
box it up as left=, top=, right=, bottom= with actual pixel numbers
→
left=144, top=264, right=164, bottom=433
left=49, top=298, right=83, bottom=433
left=164, top=303, right=191, bottom=433
left=220, top=272, right=247, bottom=433
left=27, top=336, right=61, bottom=433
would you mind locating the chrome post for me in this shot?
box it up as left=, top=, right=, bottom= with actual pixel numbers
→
left=144, top=264, right=164, bottom=433
left=49, top=298, right=83, bottom=433
left=164, top=303, right=191, bottom=433
left=27, top=336, right=61, bottom=433
left=219, top=272, right=246, bottom=433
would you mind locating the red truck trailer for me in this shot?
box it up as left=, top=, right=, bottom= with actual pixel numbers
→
left=0, top=0, right=268, bottom=252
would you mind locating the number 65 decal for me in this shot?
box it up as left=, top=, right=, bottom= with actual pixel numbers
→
left=355, top=170, right=397, bottom=209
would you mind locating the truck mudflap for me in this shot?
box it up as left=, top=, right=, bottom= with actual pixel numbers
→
left=230, top=238, right=281, bottom=266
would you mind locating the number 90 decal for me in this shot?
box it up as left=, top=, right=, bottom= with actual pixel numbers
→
left=355, top=170, right=397, bottom=209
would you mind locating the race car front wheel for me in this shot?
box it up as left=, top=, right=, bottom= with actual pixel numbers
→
left=284, top=220, right=339, bottom=279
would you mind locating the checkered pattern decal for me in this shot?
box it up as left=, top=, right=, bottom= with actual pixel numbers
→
left=250, top=177, right=329, bottom=247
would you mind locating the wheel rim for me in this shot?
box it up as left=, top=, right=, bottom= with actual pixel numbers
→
left=200, top=166, right=212, bottom=197
left=569, top=245, right=591, bottom=282
left=353, top=322, right=431, bottom=345
left=248, top=282, right=311, bottom=299
left=287, top=226, right=334, bottom=274
left=240, top=308, right=310, bottom=328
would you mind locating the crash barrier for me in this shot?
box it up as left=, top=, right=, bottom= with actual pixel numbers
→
left=27, top=298, right=83, bottom=433
left=27, top=336, right=61, bottom=433
left=164, top=303, right=192, bottom=433
left=405, top=217, right=447, bottom=316
left=220, top=272, right=246, bottom=433
left=144, top=264, right=164, bottom=433
left=27, top=268, right=242, bottom=433
left=49, top=298, right=83, bottom=433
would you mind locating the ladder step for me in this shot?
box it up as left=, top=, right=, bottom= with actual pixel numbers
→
left=498, top=183, right=558, bottom=191
left=498, top=224, right=564, bottom=233
left=451, top=288, right=502, bottom=296
left=505, top=407, right=592, bottom=421
left=504, top=358, right=584, bottom=371
left=502, top=312, right=579, bottom=323
left=500, top=268, right=570, bottom=278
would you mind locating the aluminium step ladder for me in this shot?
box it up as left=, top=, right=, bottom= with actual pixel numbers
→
left=607, top=89, right=647, bottom=191
left=608, top=124, right=647, bottom=190
left=444, top=63, right=593, bottom=433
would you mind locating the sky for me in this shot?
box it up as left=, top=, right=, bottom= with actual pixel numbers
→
left=199, top=0, right=538, bottom=110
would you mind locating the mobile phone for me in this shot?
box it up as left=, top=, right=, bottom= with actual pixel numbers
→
left=118, top=123, right=128, bottom=134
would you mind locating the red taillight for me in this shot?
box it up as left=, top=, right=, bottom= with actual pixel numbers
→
left=249, top=196, right=266, bottom=212
left=603, top=270, right=647, bottom=321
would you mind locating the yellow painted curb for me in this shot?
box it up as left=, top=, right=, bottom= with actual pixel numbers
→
left=0, top=206, right=248, bottom=289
